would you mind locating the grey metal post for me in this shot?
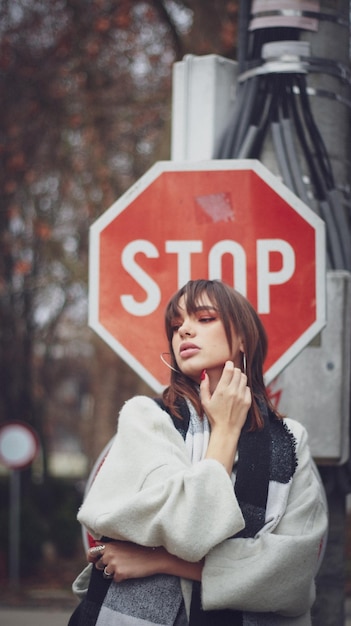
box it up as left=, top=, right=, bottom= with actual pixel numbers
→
left=9, top=469, right=21, bottom=590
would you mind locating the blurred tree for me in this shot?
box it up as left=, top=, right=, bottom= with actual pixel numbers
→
left=0, top=0, right=238, bottom=476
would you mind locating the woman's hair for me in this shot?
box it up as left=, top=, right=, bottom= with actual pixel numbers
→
left=162, top=279, right=280, bottom=430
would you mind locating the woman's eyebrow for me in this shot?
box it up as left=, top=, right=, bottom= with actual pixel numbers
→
left=194, top=305, right=218, bottom=312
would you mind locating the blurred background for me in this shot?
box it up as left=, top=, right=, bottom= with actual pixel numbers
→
left=0, top=0, right=241, bottom=600
left=0, top=0, right=350, bottom=619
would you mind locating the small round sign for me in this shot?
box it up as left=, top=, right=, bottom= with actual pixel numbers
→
left=0, top=422, right=39, bottom=470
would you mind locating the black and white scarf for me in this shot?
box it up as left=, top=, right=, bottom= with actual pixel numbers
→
left=165, top=396, right=297, bottom=626
left=68, top=397, right=297, bottom=626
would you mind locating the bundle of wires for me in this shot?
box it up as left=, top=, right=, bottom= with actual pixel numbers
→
left=215, top=0, right=351, bottom=272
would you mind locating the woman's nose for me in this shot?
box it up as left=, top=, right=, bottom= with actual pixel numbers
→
left=179, top=321, right=194, bottom=337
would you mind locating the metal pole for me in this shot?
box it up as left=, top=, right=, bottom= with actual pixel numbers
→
left=9, top=469, right=21, bottom=590
left=235, top=1, right=351, bottom=622
left=303, top=3, right=350, bottom=623
left=313, top=477, right=347, bottom=625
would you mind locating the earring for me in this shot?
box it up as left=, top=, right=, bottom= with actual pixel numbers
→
left=242, top=352, right=247, bottom=375
left=160, top=353, right=179, bottom=373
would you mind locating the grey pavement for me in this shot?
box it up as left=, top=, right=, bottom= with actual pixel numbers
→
left=0, top=607, right=72, bottom=625
left=1, top=600, right=351, bottom=626
left=0, top=588, right=77, bottom=625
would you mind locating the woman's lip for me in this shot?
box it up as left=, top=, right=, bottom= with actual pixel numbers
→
left=179, top=344, right=200, bottom=358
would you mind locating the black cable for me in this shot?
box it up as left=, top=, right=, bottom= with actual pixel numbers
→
left=237, top=0, right=252, bottom=74
left=217, top=7, right=350, bottom=273
left=289, top=78, right=327, bottom=200
left=216, top=76, right=260, bottom=159
left=318, top=199, right=346, bottom=269
left=249, top=73, right=271, bottom=126
left=280, top=78, right=310, bottom=203
left=327, top=189, right=351, bottom=271
left=215, top=81, right=248, bottom=158
left=296, top=75, right=335, bottom=191
left=290, top=77, right=348, bottom=268
left=246, top=74, right=273, bottom=158
left=232, top=76, right=260, bottom=157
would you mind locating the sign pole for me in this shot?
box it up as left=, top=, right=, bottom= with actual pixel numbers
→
left=9, top=469, right=21, bottom=590
left=0, top=422, right=39, bottom=587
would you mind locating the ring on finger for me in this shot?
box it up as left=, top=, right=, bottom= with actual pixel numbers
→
left=89, top=544, right=106, bottom=556
left=103, top=566, right=114, bottom=579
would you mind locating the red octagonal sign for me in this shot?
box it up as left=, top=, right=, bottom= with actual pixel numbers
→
left=89, top=159, right=326, bottom=392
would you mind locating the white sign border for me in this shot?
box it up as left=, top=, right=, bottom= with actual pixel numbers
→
left=89, top=159, right=326, bottom=391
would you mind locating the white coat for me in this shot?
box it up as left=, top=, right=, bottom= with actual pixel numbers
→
left=77, top=395, right=328, bottom=625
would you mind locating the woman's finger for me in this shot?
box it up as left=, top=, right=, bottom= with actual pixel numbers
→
left=87, top=543, right=105, bottom=562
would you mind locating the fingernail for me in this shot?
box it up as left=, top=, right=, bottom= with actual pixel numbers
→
left=200, top=369, right=206, bottom=381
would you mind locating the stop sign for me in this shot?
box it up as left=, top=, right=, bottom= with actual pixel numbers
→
left=89, top=159, right=325, bottom=392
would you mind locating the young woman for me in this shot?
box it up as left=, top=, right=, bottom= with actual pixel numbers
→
left=71, top=279, right=327, bottom=626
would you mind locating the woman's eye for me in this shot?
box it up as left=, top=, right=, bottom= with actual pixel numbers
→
left=199, top=316, right=216, bottom=323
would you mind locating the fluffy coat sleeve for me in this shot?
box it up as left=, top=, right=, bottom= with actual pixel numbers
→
left=77, top=395, right=246, bottom=562
left=200, top=418, right=328, bottom=618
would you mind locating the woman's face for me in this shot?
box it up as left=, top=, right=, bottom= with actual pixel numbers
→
left=171, top=293, right=243, bottom=387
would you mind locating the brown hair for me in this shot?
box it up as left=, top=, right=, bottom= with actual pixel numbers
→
left=162, top=279, right=280, bottom=430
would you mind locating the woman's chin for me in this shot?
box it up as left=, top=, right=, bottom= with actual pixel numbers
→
left=179, top=366, right=202, bottom=384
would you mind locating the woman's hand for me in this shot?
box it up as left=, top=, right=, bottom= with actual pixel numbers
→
left=88, top=541, right=160, bottom=582
left=87, top=541, right=203, bottom=583
left=200, top=361, right=251, bottom=473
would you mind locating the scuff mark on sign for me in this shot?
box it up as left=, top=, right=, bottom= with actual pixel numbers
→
left=194, top=192, right=234, bottom=223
